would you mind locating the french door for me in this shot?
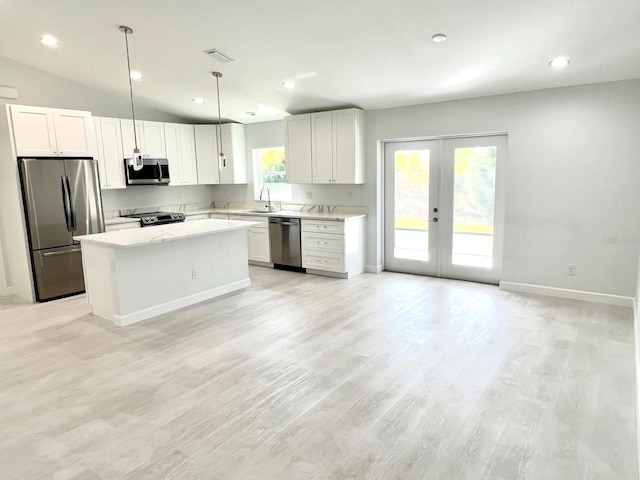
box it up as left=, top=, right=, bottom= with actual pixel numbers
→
left=384, top=135, right=506, bottom=284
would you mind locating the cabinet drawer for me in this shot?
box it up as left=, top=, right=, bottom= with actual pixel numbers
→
left=302, top=232, right=344, bottom=254
left=229, top=215, right=268, bottom=227
left=303, top=252, right=346, bottom=273
left=301, top=219, right=344, bottom=234
left=186, top=213, right=210, bottom=221
left=106, top=223, right=141, bottom=232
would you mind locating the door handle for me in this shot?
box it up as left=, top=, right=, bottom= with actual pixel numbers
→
left=157, top=161, right=162, bottom=181
left=61, top=176, right=72, bottom=232
left=43, top=248, right=82, bottom=257
left=65, top=175, right=76, bottom=231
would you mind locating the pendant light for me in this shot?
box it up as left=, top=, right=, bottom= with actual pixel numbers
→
left=119, top=25, right=143, bottom=170
left=212, top=71, right=226, bottom=168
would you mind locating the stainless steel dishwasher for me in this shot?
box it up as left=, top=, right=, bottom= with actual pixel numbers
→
left=269, top=217, right=303, bottom=270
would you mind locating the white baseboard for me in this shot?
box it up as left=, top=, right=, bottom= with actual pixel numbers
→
left=499, top=281, right=634, bottom=307
left=634, top=299, right=640, bottom=477
left=0, top=286, right=13, bottom=296
left=111, top=278, right=251, bottom=327
left=366, top=264, right=383, bottom=274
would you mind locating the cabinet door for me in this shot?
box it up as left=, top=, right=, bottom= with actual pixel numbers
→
left=248, top=228, right=271, bottom=262
left=194, top=125, right=220, bottom=184
left=142, top=121, right=166, bottom=158
left=91, top=117, right=108, bottom=188
left=120, top=119, right=145, bottom=159
left=333, top=109, right=365, bottom=184
left=52, top=109, right=94, bottom=157
left=178, top=125, right=198, bottom=185
left=284, top=114, right=312, bottom=184
left=164, top=123, right=183, bottom=185
left=99, top=118, right=126, bottom=189
left=219, top=123, right=247, bottom=184
left=10, top=105, right=58, bottom=156
left=311, top=111, right=333, bottom=184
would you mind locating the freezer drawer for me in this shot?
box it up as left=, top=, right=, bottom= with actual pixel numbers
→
left=32, top=246, right=85, bottom=301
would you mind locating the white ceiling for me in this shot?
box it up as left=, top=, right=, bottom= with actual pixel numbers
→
left=1, top=0, right=639, bottom=123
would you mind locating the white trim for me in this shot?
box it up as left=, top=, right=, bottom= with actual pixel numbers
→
left=634, top=298, right=640, bottom=478
left=499, top=281, right=633, bottom=307
left=109, top=278, right=251, bottom=327
left=366, top=264, right=383, bottom=274
left=0, top=285, right=14, bottom=296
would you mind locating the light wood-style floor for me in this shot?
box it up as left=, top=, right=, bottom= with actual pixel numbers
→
left=0, top=267, right=637, bottom=479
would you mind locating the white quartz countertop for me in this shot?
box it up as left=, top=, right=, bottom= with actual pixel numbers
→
left=193, top=208, right=366, bottom=221
left=75, top=219, right=257, bottom=248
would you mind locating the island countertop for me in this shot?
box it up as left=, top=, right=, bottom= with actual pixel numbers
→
left=74, top=219, right=257, bottom=248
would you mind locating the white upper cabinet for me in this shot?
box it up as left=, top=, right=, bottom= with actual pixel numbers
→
left=311, top=108, right=365, bottom=184
left=10, top=105, right=94, bottom=157
left=141, top=121, right=166, bottom=158
left=218, top=123, right=247, bottom=184
left=311, top=111, right=334, bottom=184
left=92, top=117, right=126, bottom=189
left=120, top=119, right=145, bottom=159
left=120, top=119, right=166, bottom=159
left=194, top=125, right=220, bottom=184
left=194, top=123, right=247, bottom=185
left=165, top=123, right=198, bottom=186
left=284, top=114, right=312, bottom=184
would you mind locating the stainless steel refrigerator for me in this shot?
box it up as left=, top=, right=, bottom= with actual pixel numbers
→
left=19, top=157, right=105, bottom=301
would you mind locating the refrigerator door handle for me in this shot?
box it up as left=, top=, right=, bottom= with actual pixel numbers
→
left=43, top=247, right=82, bottom=257
left=65, top=175, right=76, bottom=231
left=61, top=175, right=72, bottom=232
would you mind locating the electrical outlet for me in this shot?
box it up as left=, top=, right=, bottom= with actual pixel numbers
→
left=567, top=264, right=576, bottom=276
left=191, top=269, right=197, bottom=279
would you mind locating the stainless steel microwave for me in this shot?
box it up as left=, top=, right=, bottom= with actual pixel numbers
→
left=125, top=158, right=170, bottom=185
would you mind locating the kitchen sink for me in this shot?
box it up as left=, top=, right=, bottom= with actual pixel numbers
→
left=243, top=209, right=273, bottom=214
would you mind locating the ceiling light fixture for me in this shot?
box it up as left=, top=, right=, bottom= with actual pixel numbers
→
left=204, top=49, right=234, bottom=63
left=282, top=81, right=295, bottom=89
left=245, top=111, right=256, bottom=117
left=119, top=25, right=143, bottom=170
left=548, top=56, right=571, bottom=69
left=212, top=71, right=226, bottom=169
left=130, top=70, right=143, bottom=81
left=431, top=33, right=447, bottom=43
left=192, top=97, right=205, bottom=104
left=41, top=34, right=58, bottom=47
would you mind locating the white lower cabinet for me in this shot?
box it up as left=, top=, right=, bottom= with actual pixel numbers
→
left=301, top=217, right=365, bottom=278
left=230, top=215, right=271, bottom=264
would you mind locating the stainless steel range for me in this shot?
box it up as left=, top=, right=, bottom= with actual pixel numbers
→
left=124, top=211, right=185, bottom=227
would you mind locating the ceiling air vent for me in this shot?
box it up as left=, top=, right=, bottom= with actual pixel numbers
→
left=204, top=49, right=234, bottom=63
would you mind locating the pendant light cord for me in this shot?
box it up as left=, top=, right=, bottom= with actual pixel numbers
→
left=123, top=28, right=139, bottom=152
left=215, top=73, right=224, bottom=159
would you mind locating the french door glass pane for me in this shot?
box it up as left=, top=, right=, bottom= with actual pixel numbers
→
left=394, top=150, right=430, bottom=261
left=452, top=146, right=496, bottom=267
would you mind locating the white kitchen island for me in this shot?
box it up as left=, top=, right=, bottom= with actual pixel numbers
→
left=74, top=219, right=256, bottom=326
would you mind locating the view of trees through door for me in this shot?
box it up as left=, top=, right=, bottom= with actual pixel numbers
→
left=385, top=135, right=506, bottom=284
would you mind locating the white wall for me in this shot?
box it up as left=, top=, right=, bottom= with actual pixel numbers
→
left=0, top=56, right=186, bottom=122
left=366, top=80, right=640, bottom=296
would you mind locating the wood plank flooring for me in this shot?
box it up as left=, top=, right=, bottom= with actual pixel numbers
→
left=0, top=267, right=637, bottom=479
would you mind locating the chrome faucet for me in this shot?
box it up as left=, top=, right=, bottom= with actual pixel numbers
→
left=259, top=186, right=274, bottom=211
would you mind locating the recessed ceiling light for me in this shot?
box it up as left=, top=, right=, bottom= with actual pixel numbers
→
left=548, top=57, right=570, bottom=69
left=431, top=33, right=447, bottom=43
left=130, top=70, right=143, bottom=81
left=192, top=97, right=205, bottom=104
left=40, top=34, right=58, bottom=47
left=282, top=81, right=295, bottom=89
